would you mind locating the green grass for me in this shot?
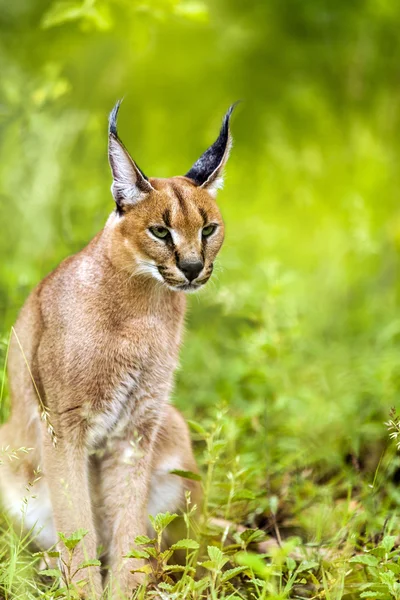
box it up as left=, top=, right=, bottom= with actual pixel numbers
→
left=1, top=150, right=400, bottom=597
left=2, top=0, right=400, bottom=597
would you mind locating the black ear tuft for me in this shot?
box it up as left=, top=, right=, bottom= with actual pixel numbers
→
left=108, top=99, right=154, bottom=207
left=108, top=98, right=149, bottom=183
left=109, top=98, right=123, bottom=138
left=185, top=102, right=239, bottom=187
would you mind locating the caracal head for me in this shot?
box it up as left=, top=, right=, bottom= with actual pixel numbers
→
left=106, top=100, right=237, bottom=292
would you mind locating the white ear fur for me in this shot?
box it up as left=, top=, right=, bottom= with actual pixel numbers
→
left=200, top=134, right=233, bottom=198
left=108, top=99, right=154, bottom=209
left=108, top=134, right=153, bottom=206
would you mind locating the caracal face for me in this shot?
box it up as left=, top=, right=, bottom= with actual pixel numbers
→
left=109, top=175, right=225, bottom=292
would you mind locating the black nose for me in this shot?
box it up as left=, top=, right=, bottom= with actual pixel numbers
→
left=179, top=260, right=204, bottom=282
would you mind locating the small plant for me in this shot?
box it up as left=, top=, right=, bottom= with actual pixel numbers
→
left=385, top=408, right=400, bottom=452
left=37, top=529, right=101, bottom=598
left=349, top=535, right=400, bottom=600
left=125, top=508, right=200, bottom=591
left=0, top=445, right=32, bottom=465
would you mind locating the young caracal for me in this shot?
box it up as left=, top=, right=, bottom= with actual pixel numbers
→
left=0, top=101, right=235, bottom=597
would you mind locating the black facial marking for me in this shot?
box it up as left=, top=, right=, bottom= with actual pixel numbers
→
left=165, top=230, right=174, bottom=248
left=171, top=183, right=189, bottom=216
left=163, top=208, right=172, bottom=228
left=199, top=207, right=208, bottom=225
left=185, top=102, right=238, bottom=186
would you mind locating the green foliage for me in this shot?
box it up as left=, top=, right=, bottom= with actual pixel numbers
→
left=1, top=0, right=400, bottom=598
left=169, top=469, right=202, bottom=481
left=171, top=539, right=200, bottom=550
left=349, top=535, right=400, bottom=600
left=148, top=511, right=178, bottom=535
left=58, top=528, right=88, bottom=551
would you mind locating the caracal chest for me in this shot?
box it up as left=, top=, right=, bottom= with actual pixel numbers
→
left=49, top=295, right=183, bottom=446
left=84, top=314, right=181, bottom=446
left=73, top=309, right=181, bottom=395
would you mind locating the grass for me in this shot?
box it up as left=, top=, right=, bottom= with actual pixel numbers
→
left=0, top=405, right=399, bottom=599
left=1, top=146, right=400, bottom=596
left=2, top=2, right=400, bottom=593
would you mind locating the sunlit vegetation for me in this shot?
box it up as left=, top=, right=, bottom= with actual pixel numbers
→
left=1, top=0, right=400, bottom=597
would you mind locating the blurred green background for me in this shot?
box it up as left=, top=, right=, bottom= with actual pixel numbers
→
left=1, top=0, right=400, bottom=537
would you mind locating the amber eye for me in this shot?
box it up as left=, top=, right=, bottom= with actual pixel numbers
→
left=149, top=226, right=169, bottom=239
left=202, top=224, right=217, bottom=238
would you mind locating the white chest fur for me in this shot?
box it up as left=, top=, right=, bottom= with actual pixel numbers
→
left=87, top=371, right=140, bottom=447
left=86, top=338, right=178, bottom=449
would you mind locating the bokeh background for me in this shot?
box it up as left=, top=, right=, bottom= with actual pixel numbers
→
left=1, top=0, right=400, bottom=543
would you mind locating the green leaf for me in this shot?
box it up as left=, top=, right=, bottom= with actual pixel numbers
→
left=379, top=571, right=396, bottom=585
left=193, top=577, right=210, bottom=592
left=187, top=420, right=208, bottom=437
left=297, top=560, right=320, bottom=573
left=235, top=551, right=270, bottom=580
left=158, top=582, right=176, bottom=591
left=124, top=549, right=149, bottom=559
left=221, top=566, right=247, bottom=582
left=55, top=587, right=72, bottom=597
left=252, top=577, right=270, bottom=586
left=39, top=568, right=61, bottom=577
left=130, top=564, right=152, bottom=574
left=286, top=557, right=296, bottom=572
left=386, top=563, right=400, bottom=574
left=166, top=564, right=195, bottom=574
left=381, top=535, right=397, bottom=553
left=145, top=546, right=158, bottom=558
left=160, top=549, right=173, bottom=562
left=149, top=511, right=178, bottom=534
left=349, top=554, right=379, bottom=566
left=170, top=469, right=202, bottom=481
left=207, top=545, right=229, bottom=569
left=360, top=592, right=389, bottom=599
left=58, top=529, right=88, bottom=550
left=135, top=535, right=155, bottom=545
left=171, top=538, right=200, bottom=550
left=77, top=559, right=101, bottom=569
left=200, top=560, right=217, bottom=570
left=239, top=528, right=265, bottom=545
left=231, top=489, right=256, bottom=502
left=210, top=440, right=226, bottom=455
left=163, top=564, right=186, bottom=573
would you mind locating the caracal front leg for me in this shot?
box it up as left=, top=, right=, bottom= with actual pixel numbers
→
left=98, top=419, right=160, bottom=598
left=42, top=429, right=102, bottom=598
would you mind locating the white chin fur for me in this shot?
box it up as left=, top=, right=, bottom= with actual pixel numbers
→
left=134, top=260, right=164, bottom=283
left=167, top=282, right=204, bottom=293
left=134, top=260, right=207, bottom=292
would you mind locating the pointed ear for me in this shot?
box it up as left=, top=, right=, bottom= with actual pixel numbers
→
left=108, top=100, right=154, bottom=210
left=185, top=103, right=238, bottom=197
